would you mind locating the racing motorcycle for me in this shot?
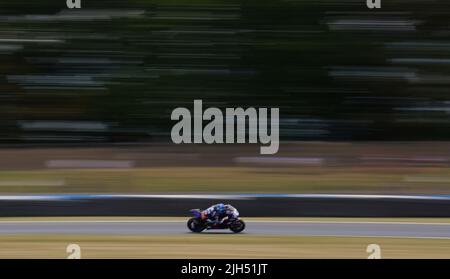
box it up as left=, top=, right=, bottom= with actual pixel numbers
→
left=187, top=209, right=246, bottom=233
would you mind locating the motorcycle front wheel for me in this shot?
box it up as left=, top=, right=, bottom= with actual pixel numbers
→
left=229, top=219, right=246, bottom=233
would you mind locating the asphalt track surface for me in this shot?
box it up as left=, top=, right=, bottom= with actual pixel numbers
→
left=0, top=220, right=449, bottom=239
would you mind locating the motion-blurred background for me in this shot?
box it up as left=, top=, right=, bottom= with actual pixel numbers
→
left=1, top=0, right=450, bottom=195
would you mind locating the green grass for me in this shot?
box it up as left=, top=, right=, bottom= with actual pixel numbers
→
left=0, top=166, right=450, bottom=193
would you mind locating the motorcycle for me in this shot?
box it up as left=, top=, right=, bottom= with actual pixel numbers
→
left=187, top=209, right=246, bottom=233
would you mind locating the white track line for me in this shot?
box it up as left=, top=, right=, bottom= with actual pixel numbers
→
left=292, top=234, right=450, bottom=240
left=248, top=220, right=450, bottom=226
left=0, top=194, right=449, bottom=201
left=0, top=220, right=449, bottom=226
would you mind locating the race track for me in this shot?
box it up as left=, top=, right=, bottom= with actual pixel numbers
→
left=0, top=220, right=450, bottom=238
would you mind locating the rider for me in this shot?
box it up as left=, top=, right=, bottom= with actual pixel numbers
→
left=201, top=203, right=239, bottom=224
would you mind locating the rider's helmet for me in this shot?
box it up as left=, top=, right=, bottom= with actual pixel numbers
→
left=215, top=203, right=226, bottom=215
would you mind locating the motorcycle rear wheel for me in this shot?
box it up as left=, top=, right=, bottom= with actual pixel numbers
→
left=187, top=218, right=206, bottom=233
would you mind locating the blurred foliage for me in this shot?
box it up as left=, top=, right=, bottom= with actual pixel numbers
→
left=1, top=0, right=450, bottom=143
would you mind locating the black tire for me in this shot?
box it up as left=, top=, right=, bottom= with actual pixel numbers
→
left=187, top=218, right=205, bottom=233
left=229, top=219, right=246, bottom=233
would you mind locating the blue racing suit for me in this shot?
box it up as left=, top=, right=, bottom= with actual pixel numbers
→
left=202, top=203, right=239, bottom=224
